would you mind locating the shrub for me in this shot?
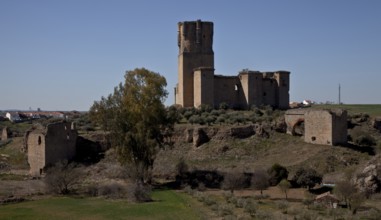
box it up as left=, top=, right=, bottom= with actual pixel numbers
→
left=197, top=182, right=206, bottom=191
left=200, top=104, right=212, bottom=113
left=267, top=163, right=288, bottom=186
left=85, top=183, right=99, bottom=197
left=203, top=196, right=217, bottom=206
left=276, top=200, right=289, bottom=213
left=235, top=198, right=246, bottom=208
left=243, top=199, right=257, bottom=216
left=183, top=185, right=194, bottom=195
left=355, top=134, right=376, bottom=146
left=98, top=182, right=126, bottom=199
left=218, top=203, right=234, bottom=217
left=255, top=210, right=273, bottom=220
left=183, top=111, right=194, bottom=120
left=44, top=160, right=82, bottom=195
left=253, top=194, right=270, bottom=200
left=132, top=182, right=152, bottom=202
left=219, top=102, right=229, bottom=110
left=222, top=172, right=248, bottom=193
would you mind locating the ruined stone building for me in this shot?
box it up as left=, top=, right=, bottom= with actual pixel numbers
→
left=174, top=20, right=290, bottom=109
left=285, top=109, right=347, bottom=146
left=25, top=122, right=77, bottom=176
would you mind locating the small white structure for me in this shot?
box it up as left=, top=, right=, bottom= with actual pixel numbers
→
left=5, top=112, right=21, bottom=122
left=303, top=100, right=314, bottom=106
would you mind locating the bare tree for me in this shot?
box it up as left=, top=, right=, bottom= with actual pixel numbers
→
left=45, top=160, right=82, bottom=194
left=222, top=172, right=248, bottom=194
left=252, top=169, right=270, bottom=196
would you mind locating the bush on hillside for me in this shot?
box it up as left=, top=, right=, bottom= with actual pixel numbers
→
left=268, top=163, right=289, bottom=186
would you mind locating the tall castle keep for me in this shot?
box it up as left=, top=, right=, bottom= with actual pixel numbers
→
left=175, top=20, right=290, bottom=109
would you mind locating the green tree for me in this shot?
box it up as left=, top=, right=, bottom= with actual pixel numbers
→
left=292, top=167, right=322, bottom=190
left=89, top=68, right=169, bottom=185
left=268, top=163, right=289, bottom=186
left=278, top=179, right=291, bottom=200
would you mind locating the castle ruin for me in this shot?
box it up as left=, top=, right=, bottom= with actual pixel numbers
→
left=25, top=122, right=77, bottom=176
left=285, top=109, right=347, bottom=146
left=174, top=20, right=290, bottom=109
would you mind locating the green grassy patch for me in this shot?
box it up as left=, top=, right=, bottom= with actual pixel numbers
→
left=0, top=137, right=28, bottom=169
left=312, top=104, right=381, bottom=117
left=0, top=190, right=204, bottom=220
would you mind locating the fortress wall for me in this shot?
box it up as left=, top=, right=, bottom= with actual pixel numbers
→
left=27, top=133, right=46, bottom=176
left=213, top=76, right=245, bottom=109
left=331, top=110, right=347, bottom=145
left=261, top=79, right=278, bottom=107
left=194, top=68, right=214, bottom=107
left=45, top=122, right=77, bottom=165
left=305, top=110, right=333, bottom=145
left=275, top=71, right=290, bottom=109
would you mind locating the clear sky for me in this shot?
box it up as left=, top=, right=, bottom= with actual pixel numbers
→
left=1, top=0, right=380, bottom=111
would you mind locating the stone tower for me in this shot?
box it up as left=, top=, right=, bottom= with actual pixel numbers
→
left=175, top=20, right=214, bottom=107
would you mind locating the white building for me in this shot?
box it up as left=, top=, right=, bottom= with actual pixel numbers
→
left=5, top=112, right=21, bottom=122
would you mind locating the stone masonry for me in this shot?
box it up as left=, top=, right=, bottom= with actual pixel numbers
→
left=285, top=109, right=347, bottom=146
left=25, top=122, right=77, bottom=176
left=174, top=20, right=290, bottom=109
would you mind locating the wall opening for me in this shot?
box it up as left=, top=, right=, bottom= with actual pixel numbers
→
left=38, top=136, right=41, bottom=145
left=292, top=120, right=305, bottom=136
left=311, top=136, right=316, bottom=141
left=235, top=84, right=239, bottom=91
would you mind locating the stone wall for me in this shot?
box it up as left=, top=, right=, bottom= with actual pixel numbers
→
left=285, top=109, right=347, bottom=146
left=213, top=75, right=244, bottom=109
left=175, top=20, right=290, bottom=109
left=1, top=127, right=9, bottom=141
left=27, top=122, right=77, bottom=176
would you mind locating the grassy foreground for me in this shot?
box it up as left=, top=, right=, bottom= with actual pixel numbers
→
left=0, top=190, right=203, bottom=220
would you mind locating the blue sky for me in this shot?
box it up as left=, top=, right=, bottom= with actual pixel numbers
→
left=1, top=0, right=380, bottom=111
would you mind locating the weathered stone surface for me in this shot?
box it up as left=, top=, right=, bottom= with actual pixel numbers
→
left=1, top=127, right=10, bottom=141
left=193, top=127, right=209, bottom=147
left=372, top=118, right=381, bottom=132
left=175, top=20, right=290, bottom=109
left=229, top=125, right=255, bottom=139
left=26, top=122, right=78, bottom=176
left=184, top=128, right=193, bottom=143
left=285, top=109, right=347, bottom=146
left=273, top=116, right=287, bottom=133
left=355, top=155, right=381, bottom=194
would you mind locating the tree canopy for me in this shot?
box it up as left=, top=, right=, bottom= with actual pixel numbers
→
left=292, top=167, right=322, bottom=189
left=268, top=163, right=289, bottom=186
left=89, top=68, right=169, bottom=183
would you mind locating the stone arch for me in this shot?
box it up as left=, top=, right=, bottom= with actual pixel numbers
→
left=292, top=118, right=305, bottom=136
